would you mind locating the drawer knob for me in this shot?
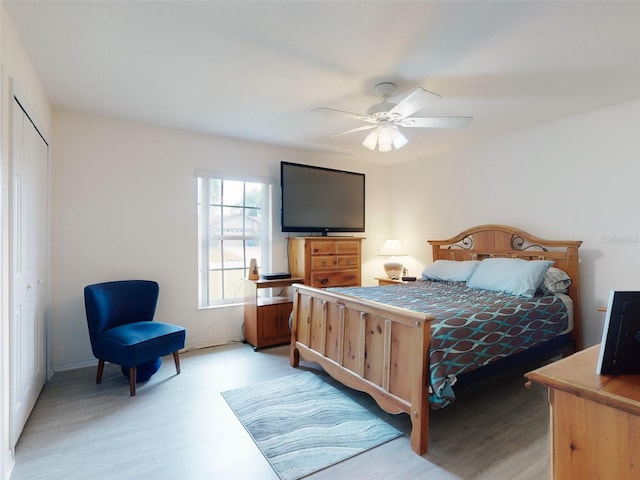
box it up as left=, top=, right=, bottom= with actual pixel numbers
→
left=320, top=278, right=329, bottom=285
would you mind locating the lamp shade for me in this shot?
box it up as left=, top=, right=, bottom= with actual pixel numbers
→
left=362, top=127, right=381, bottom=150
left=379, top=240, right=406, bottom=279
left=362, top=125, right=409, bottom=152
left=377, top=127, right=393, bottom=152
left=391, top=127, right=408, bottom=149
left=379, top=239, right=406, bottom=256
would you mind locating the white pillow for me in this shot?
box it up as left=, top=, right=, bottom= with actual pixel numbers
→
left=421, top=260, right=481, bottom=282
left=467, top=258, right=553, bottom=298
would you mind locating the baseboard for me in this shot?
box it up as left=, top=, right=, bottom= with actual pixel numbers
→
left=51, top=356, right=97, bottom=373
left=185, top=336, right=244, bottom=352
left=50, top=337, right=246, bottom=373
left=4, top=449, right=15, bottom=480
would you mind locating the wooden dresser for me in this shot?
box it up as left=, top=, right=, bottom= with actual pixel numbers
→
left=525, top=345, right=640, bottom=480
left=288, top=237, right=363, bottom=288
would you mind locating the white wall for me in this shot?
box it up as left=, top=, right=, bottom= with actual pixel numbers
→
left=391, top=98, right=640, bottom=348
left=48, top=98, right=640, bottom=368
left=50, top=109, right=391, bottom=371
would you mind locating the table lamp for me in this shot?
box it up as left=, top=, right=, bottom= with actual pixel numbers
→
left=379, top=240, right=406, bottom=279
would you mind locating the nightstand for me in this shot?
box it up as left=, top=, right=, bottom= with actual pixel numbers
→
left=375, top=277, right=408, bottom=286
left=242, top=276, right=304, bottom=350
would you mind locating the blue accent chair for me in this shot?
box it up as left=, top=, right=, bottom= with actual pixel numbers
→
left=84, top=280, right=186, bottom=396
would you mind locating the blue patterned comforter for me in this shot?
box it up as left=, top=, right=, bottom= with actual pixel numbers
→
left=329, top=280, right=570, bottom=409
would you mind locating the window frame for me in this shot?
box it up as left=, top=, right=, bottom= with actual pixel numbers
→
left=196, top=170, right=275, bottom=308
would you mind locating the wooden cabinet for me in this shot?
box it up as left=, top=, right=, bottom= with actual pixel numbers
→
left=525, top=345, right=640, bottom=480
left=288, top=237, right=363, bottom=288
left=243, top=277, right=303, bottom=350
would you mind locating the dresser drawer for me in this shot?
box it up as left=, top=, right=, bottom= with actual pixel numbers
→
left=311, top=255, right=359, bottom=270
left=310, top=270, right=360, bottom=288
left=310, top=239, right=361, bottom=256
left=336, top=255, right=359, bottom=268
left=311, top=256, right=337, bottom=269
left=310, top=241, right=336, bottom=255
left=336, top=241, right=360, bottom=255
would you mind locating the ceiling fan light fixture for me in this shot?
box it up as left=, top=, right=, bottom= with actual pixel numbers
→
left=362, top=127, right=380, bottom=150
left=362, top=124, right=406, bottom=152
left=391, top=126, right=408, bottom=149
left=377, top=126, right=393, bottom=152
left=316, top=82, right=471, bottom=154
left=378, top=142, right=392, bottom=153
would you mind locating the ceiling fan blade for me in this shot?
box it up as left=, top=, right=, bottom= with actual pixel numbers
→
left=397, top=116, right=473, bottom=128
left=387, top=88, right=440, bottom=119
left=313, top=107, right=377, bottom=124
left=326, top=124, right=377, bottom=139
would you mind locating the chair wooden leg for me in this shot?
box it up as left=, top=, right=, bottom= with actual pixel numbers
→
left=96, top=359, right=105, bottom=384
left=129, top=366, right=137, bottom=396
left=173, top=351, right=181, bottom=375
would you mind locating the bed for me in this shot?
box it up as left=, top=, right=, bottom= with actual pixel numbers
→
left=289, top=225, right=582, bottom=455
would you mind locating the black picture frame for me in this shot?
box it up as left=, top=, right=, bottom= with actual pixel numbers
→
left=596, top=290, right=640, bottom=375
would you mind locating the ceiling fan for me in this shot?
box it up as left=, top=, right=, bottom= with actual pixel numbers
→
left=314, top=82, right=472, bottom=152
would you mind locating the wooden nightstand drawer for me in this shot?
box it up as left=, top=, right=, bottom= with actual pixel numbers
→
left=376, top=277, right=406, bottom=285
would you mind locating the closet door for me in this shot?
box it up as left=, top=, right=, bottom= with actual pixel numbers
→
left=10, top=98, right=48, bottom=445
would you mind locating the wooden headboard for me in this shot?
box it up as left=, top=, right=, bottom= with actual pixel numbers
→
left=429, top=224, right=583, bottom=350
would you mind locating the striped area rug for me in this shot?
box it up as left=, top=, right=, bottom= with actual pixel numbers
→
left=221, top=370, right=403, bottom=480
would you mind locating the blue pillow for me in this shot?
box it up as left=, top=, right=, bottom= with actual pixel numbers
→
left=467, top=258, right=553, bottom=297
left=421, top=260, right=481, bottom=282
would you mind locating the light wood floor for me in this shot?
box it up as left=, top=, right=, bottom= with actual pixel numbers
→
left=10, top=342, right=550, bottom=480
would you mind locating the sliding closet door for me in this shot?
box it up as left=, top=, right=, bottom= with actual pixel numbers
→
left=10, top=97, right=48, bottom=446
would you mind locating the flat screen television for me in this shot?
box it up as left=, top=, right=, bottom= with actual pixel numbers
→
left=280, top=161, right=365, bottom=235
left=596, top=290, right=640, bottom=375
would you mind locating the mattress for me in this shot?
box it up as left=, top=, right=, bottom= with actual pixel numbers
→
left=329, top=280, right=571, bottom=408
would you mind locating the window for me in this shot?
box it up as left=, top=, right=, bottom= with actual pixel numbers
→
left=197, top=171, right=273, bottom=307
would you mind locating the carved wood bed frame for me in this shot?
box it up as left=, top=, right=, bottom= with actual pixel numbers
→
left=289, top=225, right=582, bottom=455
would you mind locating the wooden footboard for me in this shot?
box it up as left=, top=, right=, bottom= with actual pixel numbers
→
left=289, top=283, right=434, bottom=455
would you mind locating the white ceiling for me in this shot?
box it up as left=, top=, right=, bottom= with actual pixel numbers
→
left=5, top=1, right=640, bottom=165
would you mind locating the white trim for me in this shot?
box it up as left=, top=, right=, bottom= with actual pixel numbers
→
left=6, top=77, right=50, bottom=456
left=0, top=64, right=16, bottom=480
left=195, top=169, right=276, bottom=185
left=196, top=172, right=274, bottom=308
left=48, top=356, right=97, bottom=373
